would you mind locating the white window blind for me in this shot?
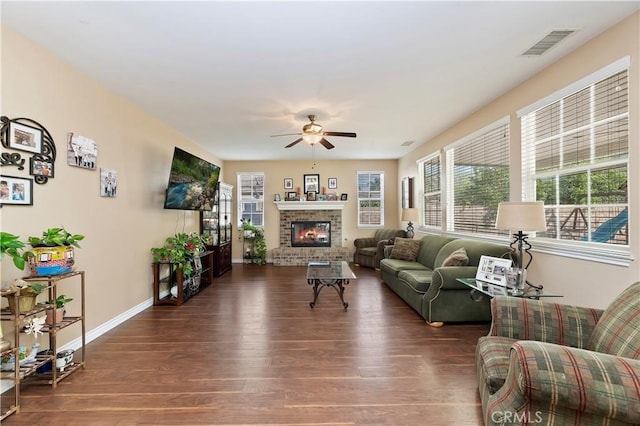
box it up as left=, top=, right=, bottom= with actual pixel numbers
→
left=446, top=122, right=510, bottom=235
left=237, top=172, right=264, bottom=227
left=521, top=68, right=629, bottom=246
left=420, top=153, right=441, bottom=228
left=357, top=171, right=384, bottom=227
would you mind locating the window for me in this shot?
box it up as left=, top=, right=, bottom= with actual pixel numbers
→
left=357, top=171, right=384, bottom=227
left=520, top=61, right=629, bottom=246
left=445, top=119, right=510, bottom=236
left=419, top=153, right=442, bottom=228
left=237, top=172, right=264, bottom=227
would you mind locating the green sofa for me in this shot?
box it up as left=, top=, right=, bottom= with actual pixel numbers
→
left=380, top=234, right=511, bottom=325
left=477, top=282, right=640, bottom=425
left=353, top=228, right=406, bottom=269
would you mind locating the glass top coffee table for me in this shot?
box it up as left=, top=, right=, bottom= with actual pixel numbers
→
left=457, top=278, right=562, bottom=300
left=307, top=261, right=357, bottom=309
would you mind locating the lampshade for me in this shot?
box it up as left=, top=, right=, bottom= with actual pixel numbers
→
left=495, top=202, right=546, bottom=232
left=401, top=208, right=419, bottom=222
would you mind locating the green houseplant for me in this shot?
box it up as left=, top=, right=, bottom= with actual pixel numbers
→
left=240, top=219, right=266, bottom=265
left=46, top=294, right=73, bottom=325
left=0, top=231, right=32, bottom=270
left=27, top=227, right=85, bottom=276
left=3, top=279, right=47, bottom=314
left=151, top=232, right=206, bottom=277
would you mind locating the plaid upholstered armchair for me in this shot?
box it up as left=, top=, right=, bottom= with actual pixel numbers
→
left=476, top=282, right=640, bottom=425
left=353, top=229, right=406, bottom=269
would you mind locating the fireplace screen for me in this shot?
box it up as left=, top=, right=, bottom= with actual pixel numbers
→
left=291, top=221, right=331, bottom=247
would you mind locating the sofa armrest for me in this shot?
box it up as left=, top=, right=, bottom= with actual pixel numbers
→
left=489, top=297, right=604, bottom=348
left=353, top=237, right=376, bottom=249
left=431, top=266, right=479, bottom=290
left=486, top=341, right=640, bottom=425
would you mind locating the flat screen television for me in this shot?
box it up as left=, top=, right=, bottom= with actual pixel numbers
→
left=163, top=147, right=220, bottom=211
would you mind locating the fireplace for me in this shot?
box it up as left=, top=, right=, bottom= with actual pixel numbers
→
left=291, top=221, right=331, bottom=247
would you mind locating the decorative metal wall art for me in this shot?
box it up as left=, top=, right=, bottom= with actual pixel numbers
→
left=0, top=116, right=56, bottom=185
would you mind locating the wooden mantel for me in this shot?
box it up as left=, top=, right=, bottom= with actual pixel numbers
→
left=274, top=200, right=347, bottom=211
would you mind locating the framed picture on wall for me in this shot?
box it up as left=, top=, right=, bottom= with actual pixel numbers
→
left=0, top=175, right=33, bottom=206
left=284, top=178, right=293, bottom=189
left=328, top=177, right=337, bottom=189
left=304, top=174, right=319, bottom=194
left=402, top=177, right=414, bottom=208
left=8, top=121, right=42, bottom=154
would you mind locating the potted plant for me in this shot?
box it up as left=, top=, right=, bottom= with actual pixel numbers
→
left=0, top=231, right=32, bottom=270
left=151, top=232, right=206, bottom=278
left=240, top=219, right=266, bottom=265
left=45, top=294, right=73, bottom=325
left=3, top=279, right=47, bottom=314
left=27, top=227, right=84, bottom=276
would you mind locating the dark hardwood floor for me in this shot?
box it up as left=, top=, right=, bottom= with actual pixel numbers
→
left=4, top=264, right=489, bottom=425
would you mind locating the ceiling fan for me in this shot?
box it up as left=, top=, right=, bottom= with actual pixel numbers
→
left=271, top=114, right=356, bottom=150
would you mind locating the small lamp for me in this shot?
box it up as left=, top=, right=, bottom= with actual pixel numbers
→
left=401, top=208, right=419, bottom=238
left=495, top=201, right=547, bottom=270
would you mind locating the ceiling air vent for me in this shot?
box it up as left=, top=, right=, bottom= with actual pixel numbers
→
left=401, top=140, right=415, bottom=147
left=522, top=30, right=575, bottom=56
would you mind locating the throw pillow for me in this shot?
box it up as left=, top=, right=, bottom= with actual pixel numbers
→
left=389, top=238, right=421, bottom=261
left=442, top=247, right=469, bottom=267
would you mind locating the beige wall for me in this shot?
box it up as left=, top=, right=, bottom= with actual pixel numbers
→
left=223, top=159, right=399, bottom=261
left=398, top=12, right=640, bottom=308
left=0, top=27, right=223, bottom=346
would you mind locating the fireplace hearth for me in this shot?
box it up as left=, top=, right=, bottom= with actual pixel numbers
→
left=291, top=221, right=331, bottom=247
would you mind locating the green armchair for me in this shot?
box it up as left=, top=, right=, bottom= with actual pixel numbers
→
left=476, top=282, right=640, bottom=425
left=353, top=228, right=406, bottom=269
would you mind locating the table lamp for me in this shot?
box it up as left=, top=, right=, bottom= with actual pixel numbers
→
left=401, top=208, right=419, bottom=238
left=495, top=201, right=547, bottom=270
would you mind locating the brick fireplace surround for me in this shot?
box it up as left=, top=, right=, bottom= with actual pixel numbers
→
left=272, top=201, right=351, bottom=266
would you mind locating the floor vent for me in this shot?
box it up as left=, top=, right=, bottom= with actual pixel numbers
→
left=522, top=30, right=575, bottom=56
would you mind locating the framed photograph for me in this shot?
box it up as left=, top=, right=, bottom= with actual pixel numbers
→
left=326, top=193, right=337, bottom=201
left=8, top=122, right=42, bottom=154
left=303, top=174, right=319, bottom=194
left=100, top=168, right=118, bottom=198
left=286, top=191, right=298, bottom=201
left=328, top=177, right=337, bottom=189
left=340, top=193, right=348, bottom=201
left=0, top=175, right=33, bottom=206
left=274, top=193, right=281, bottom=201
left=284, top=178, right=293, bottom=190
left=307, top=191, right=317, bottom=201
left=30, top=158, right=55, bottom=177
left=476, top=255, right=513, bottom=286
left=317, top=194, right=326, bottom=201
left=67, top=132, right=98, bottom=170
left=402, top=177, right=414, bottom=209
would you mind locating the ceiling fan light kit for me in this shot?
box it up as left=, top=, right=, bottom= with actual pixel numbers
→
left=272, top=114, right=357, bottom=150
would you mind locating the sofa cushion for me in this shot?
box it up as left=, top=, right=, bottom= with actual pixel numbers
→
left=586, top=282, right=640, bottom=359
left=357, top=247, right=376, bottom=258
left=476, top=335, right=517, bottom=394
left=434, top=239, right=511, bottom=268
left=390, top=238, right=421, bottom=261
left=442, top=247, right=469, bottom=266
left=397, top=270, right=434, bottom=293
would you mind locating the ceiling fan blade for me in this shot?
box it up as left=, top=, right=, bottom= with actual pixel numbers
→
left=323, top=131, right=356, bottom=138
left=271, top=132, right=302, bottom=137
left=319, top=138, right=335, bottom=150
left=285, top=138, right=303, bottom=148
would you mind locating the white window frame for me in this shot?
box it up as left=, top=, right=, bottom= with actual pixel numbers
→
left=356, top=171, right=384, bottom=228
left=444, top=117, right=510, bottom=237
left=236, top=172, right=265, bottom=228
left=416, top=152, right=442, bottom=230
left=517, top=57, right=631, bottom=266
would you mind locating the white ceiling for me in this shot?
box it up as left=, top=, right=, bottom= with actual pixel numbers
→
left=2, top=1, right=638, bottom=161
